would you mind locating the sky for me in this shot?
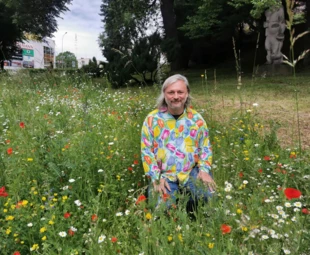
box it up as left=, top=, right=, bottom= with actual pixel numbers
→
left=52, top=0, right=105, bottom=61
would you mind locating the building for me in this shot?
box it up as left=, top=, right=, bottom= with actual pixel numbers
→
left=4, top=38, right=56, bottom=70
left=77, top=58, right=91, bottom=68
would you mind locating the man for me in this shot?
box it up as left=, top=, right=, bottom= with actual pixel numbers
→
left=141, top=74, right=215, bottom=209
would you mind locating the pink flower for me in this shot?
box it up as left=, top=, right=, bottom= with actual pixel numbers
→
left=161, top=129, right=170, bottom=140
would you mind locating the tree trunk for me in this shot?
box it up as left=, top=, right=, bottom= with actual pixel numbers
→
left=304, top=0, right=310, bottom=65
left=160, top=0, right=188, bottom=70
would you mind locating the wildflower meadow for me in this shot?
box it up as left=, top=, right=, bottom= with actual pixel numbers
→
left=0, top=71, right=309, bottom=255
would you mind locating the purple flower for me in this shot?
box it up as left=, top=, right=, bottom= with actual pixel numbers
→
left=176, top=137, right=183, bottom=146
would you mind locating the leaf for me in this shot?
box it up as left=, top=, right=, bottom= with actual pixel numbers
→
left=292, top=31, right=310, bottom=46
left=282, top=60, right=294, bottom=67
left=282, top=54, right=289, bottom=60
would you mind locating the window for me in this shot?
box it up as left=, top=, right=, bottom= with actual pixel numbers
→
left=44, top=46, right=54, bottom=67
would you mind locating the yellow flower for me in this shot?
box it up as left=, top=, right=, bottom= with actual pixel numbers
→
left=62, top=196, right=68, bottom=201
left=30, top=244, right=39, bottom=251
left=3, top=209, right=8, bottom=213
left=6, top=228, right=11, bottom=235
left=178, top=233, right=183, bottom=242
left=14, top=233, right=19, bottom=237
left=167, top=235, right=173, bottom=242
left=237, top=209, right=243, bottom=214
left=62, top=148, right=66, bottom=152
left=27, top=158, right=33, bottom=162
left=244, top=157, right=249, bottom=161
left=22, top=200, right=28, bottom=206
left=208, top=243, right=215, bottom=249
left=54, top=193, right=58, bottom=196
left=6, top=215, right=14, bottom=221
left=242, top=226, right=248, bottom=232
left=97, top=189, right=102, bottom=193
left=145, top=212, right=152, bottom=220
left=40, top=227, right=47, bottom=233
left=42, top=236, right=47, bottom=241
left=40, top=205, right=45, bottom=210
left=33, top=191, right=38, bottom=195
left=48, top=220, right=54, bottom=225
left=205, top=233, right=211, bottom=237
left=42, top=196, right=47, bottom=201
left=116, top=175, right=121, bottom=181
left=52, top=198, right=58, bottom=202
left=201, top=74, right=204, bottom=78
left=21, top=241, right=24, bottom=244
left=11, top=205, right=16, bottom=210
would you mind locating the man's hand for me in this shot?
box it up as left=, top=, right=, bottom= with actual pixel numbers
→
left=197, top=171, right=216, bottom=192
left=153, top=178, right=171, bottom=194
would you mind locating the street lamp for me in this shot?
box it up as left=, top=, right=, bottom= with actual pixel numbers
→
left=61, top=32, right=67, bottom=68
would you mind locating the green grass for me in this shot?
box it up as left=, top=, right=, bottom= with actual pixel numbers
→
left=0, top=71, right=309, bottom=255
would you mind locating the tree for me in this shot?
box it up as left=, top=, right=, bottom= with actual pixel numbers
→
left=56, top=51, right=77, bottom=69
left=81, top=57, right=106, bottom=78
left=0, top=0, right=71, bottom=69
left=99, top=0, right=160, bottom=87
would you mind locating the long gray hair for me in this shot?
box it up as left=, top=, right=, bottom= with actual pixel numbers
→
left=156, top=74, right=192, bottom=109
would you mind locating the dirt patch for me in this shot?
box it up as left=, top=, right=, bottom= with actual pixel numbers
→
left=196, top=94, right=310, bottom=150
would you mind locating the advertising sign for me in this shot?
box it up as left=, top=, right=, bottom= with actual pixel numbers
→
left=22, top=49, right=34, bottom=68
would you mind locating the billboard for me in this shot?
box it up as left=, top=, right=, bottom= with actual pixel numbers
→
left=4, top=39, right=55, bottom=69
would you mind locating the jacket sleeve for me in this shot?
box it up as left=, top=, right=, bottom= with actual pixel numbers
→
left=197, top=122, right=212, bottom=173
left=141, top=116, right=161, bottom=183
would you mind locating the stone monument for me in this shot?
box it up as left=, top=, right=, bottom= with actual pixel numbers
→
left=258, top=5, right=292, bottom=76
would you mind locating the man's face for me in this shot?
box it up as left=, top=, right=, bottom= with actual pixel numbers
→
left=164, top=80, right=188, bottom=115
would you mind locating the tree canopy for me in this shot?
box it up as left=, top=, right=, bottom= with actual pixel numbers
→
left=98, top=0, right=309, bottom=86
left=0, top=0, right=71, bottom=67
left=56, top=51, right=77, bottom=69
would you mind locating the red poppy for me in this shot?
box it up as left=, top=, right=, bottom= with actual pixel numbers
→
left=302, top=208, right=309, bottom=215
left=162, top=193, right=170, bottom=202
left=111, top=237, right=118, bottom=243
left=263, top=156, right=271, bottom=161
left=0, top=186, right=8, bottom=197
left=128, top=167, right=133, bottom=171
left=238, top=172, right=244, bottom=178
left=13, top=252, right=21, bottom=255
left=91, top=214, right=98, bottom=222
left=221, top=224, right=232, bottom=234
left=7, top=148, right=13, bottom=155
left=136, top=195, right=147, bottom=205
left=284, top=188, right=302, bottom=200
left=64, top=212, right=71, bottom=219
left=68, top=229, right=75, bottom=236
left=258, top=169, right=263, bottom=174
left=133, top=160, right=139, bottom=165
left=19, top=122, right=25, bottom=128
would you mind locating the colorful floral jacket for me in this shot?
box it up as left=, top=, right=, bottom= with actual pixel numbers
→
left=141, top=107, right=212, bottom=184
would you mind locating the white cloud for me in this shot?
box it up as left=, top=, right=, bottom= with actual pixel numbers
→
left=52, top=0, right=105, bottom=61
